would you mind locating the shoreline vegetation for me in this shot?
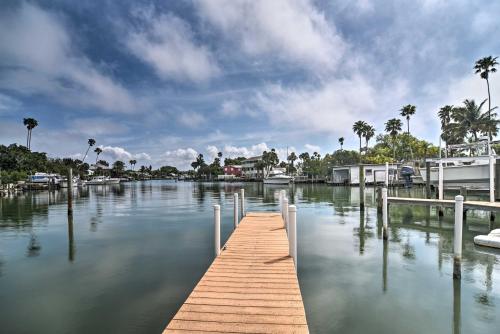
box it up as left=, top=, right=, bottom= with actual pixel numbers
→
left=1, top=57, right=498, bottom=186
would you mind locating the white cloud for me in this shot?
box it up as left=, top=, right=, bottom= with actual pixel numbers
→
left=126, top=11, right=219, bottom=82
left=158, top=148, right=199, bottom=169
left=177, top=111, right=206, bottom=128
left=0, top=3, right=135, bottom=113
left=304, top=144, right=321, bottom=153
left=206, top=145, right=220, bottom=160
left=68, top=118, right=128, bottom=137
left=197, top=0, right=345, bottom=72
left=0, top=93, right=21, bottom=113
left=99, top=146, right=151, bottom=162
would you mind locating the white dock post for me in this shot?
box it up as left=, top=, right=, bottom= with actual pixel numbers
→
left=280, top=190, right=286, bottom=219
left=240, top=188, right=245, bottom=217
left=453, top=195, right=464, bottom=279
left=385, top=162, right=389, bottom=187
left=438, top=160, right=444, bottom=200
left=214, top=205, right=220, bottom=256
left=489, top=156, right=494, bottom=203
left=233, top=193, right=239, bottom=229
left=288, top=205, right=297, bottom=266
left=382, top=187, right=388, bottom=240
left=283, top=197, right=289, bottom=231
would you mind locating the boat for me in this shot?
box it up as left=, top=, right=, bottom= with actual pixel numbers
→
left=474, top=229, right=500, bottom=249
left=263, top=170, right=293, bottom=185
left=84, top=176, right=121, bottom=185
left=106, top=178, right=121, bottom=184
left=28, top=173, right=62, bottom=185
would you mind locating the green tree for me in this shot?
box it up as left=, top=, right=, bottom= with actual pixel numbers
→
left=474, top=56, right=498, bottom=139
left=352, top=120, right=367, bottom=154
left=129, top=159, right=137, bottom=170
left=363, top=124, right=375, bottom=150
left=262, top=149, right=279, bottom=177
left=94, top=147, right=102, bottom=164
left=287, top=152, right=298, bottom=174
left=82, top=138, right=95, bottom=163
left=338, top=137, right=344, bottom=150
left=400, top=105, right=416, bottom=135
left=450, top=99, right=498, bottom=142
left=385, top=118, right=403, bottom=159
left=23, top=118, right=38, bottom=151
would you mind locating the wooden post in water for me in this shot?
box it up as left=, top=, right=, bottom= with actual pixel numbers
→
left=385, top=162, right=389, bottom=187
left=288, top=205, right=297, bottom=266
left=438, top=161, right=444, bottom=201
left=240, top=188, right=245, bottom=218
left=283, top=197, right=289, bottom=231
left=425, top=161, right=431, bottom=199
left=359, top=165, right=365, bottom=210
left=453, top=195, right=464, bottom=279
left=67, top=168, right=73, bottom=216
left=489, top=156, right=495, bottom=203
left=495, top=158, right=500, bottom=201
left=382, top=187, right=388, bottom=240
left=233, top=193, right=239, bottom=229
left=214, top=205, right=220, bottom=257
left=67, top=214, right=75, bottom=262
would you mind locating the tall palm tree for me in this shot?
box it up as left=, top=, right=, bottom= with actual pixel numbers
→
left=338, top=137, right=344, bottom=150
left=352, top=120, right=367, bottom=154
left=82, top=138, right=96, bottom=163
left=94, top=147, right=103, bottom=164
left=23, top=118, right=38, bottom=150
left=474, top=56, right=498, bottom=139
left=450, top=99, right=497, bottom=142
left=129, top=159, right=137, bottom=170
left=385, top=118, right=403, bottom=159
left=363, top=125, right=375, bottom=150
left=438, top=105, right=453, bottom=151
left=400, top=105, right=416, bottom=135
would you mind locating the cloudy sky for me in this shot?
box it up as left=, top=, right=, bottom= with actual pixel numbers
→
left=0, top=0, right=499, bottom=169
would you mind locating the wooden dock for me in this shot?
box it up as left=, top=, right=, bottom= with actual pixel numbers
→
left=163, top=212, right=309, bottom=334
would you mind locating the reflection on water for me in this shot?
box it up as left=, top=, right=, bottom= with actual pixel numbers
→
left=0, top=182, right=499, bottom=334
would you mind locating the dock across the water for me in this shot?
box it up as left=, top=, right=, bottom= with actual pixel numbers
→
left=163, top=191, right=308, bottom=334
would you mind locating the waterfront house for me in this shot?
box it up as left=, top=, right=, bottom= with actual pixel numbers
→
left=218, top=165, right=242, bottom=181
left=330, top=163, right=400, bottom=185
left=242, top=156, right=263, bottom=179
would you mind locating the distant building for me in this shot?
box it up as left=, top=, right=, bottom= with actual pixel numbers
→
left=223, top=165, right=242, bottom=177
left=242, top=156, right=263, bottom=179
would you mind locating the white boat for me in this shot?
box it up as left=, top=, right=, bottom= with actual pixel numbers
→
left=420, top=156, right=493, bottom=190
left=474, top=229, right=500, bottom=249
left=106, top=178, right=121, bottom=184
left=263, top=170, right=293, bottom=185
left=85, top=176, right=121, bottom=185
left=28, top=173, right=62, bottom=185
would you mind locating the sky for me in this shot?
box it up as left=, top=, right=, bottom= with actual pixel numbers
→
left=0, top=0, right=499, bottom=169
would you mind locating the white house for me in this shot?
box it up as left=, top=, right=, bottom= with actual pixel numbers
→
left=330, top=163, right=401, bottom=185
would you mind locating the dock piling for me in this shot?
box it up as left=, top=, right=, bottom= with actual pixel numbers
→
left=283, top=197, right=289, bottom=231
left=67, top=168, right=73, bottom=216
left=376, top=187, right=382, bottom=214
left=425, top=161, right=431, bottom=199
left=495, top=158, right=500, bottom=201
left=359, top=165, right=365, bottom=210
left=289, top=205, right=297, bottom=266
left=453, top=195, right=463, bottom=279
left=438, top=161, right=444, bottom=201
left=489, top=156, right=495, bottom=203
left=382, top=187, right=388, bottom=240
left=240, top=188, right=245, bottom=218
left=233, top=193, right=239, bottom=229
left=214, top=205, right=220, bottom=256
left=385, top=162, right=389, bottom=187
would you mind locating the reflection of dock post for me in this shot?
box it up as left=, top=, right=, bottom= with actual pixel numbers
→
left=376, top=187, right=382, bottom=214
left=425, top=161, right=431, bottom=199
left=359, top=165, right=365, bottom=210
left=240, top=189, right=245, bottom=218
left=453, top=277, right=461, bottom=334
left=214, top=205, right=220, bottom=256
left=382, top=187, right=388, bottom=240
left=233, top=193, right=239, bottom=229
left=453, top=195, right=463, bottom=279
left=67, top=168, right=73, bottom=216
left=67, top=214, right=74, bottom=262
left=382, top=238, right=388, bottom=292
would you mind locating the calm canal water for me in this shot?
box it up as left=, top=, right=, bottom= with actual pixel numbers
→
left=0, top=181, right=499, bottom=333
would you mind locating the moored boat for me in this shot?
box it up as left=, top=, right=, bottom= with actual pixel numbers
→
left=263, top=170, right=293, bottom=185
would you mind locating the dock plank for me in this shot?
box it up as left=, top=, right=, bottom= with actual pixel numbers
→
left=163, top=212, right=308, bottom=333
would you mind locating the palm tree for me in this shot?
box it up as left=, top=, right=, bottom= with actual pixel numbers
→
left=363, top=125, right=375, bottom=150
left=353, top=120, right=367, bottom=154
left=338, top=137, right=344, bottom=150
left=23, top=118, right=38, bottom=150
left=94, top=147, right=103, bottom=164
left=450, top=99, right=498, bottom=142
left=82, top=138, right=96, bottom=163
left=385, top=118, right=403, bottom=159
left=129, top=159, right=137, bottom=170
left=400, top=105, right=416, bottom=135
left=438, top=105, right=453, bottom=151
left=474, top=56, right=498, bottom=139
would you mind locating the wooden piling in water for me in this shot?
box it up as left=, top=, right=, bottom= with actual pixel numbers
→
left=425, top=161, right=431, bottom=199
left=376, top=187, right=382, bottom=214
left=453, top=195, right=463, bottom=279
left=382, top=187, right=388, bottom=240
left=67, top=168, right=73, bottom=216
left=359, top=165, right=365, bottom=210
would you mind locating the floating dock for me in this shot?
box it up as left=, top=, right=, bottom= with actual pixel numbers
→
left=387, top=197, right=500, bottom=211
left=163, top=212, right=309, bottom=334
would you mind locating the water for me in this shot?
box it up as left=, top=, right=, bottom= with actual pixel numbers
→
left=0, top=181, right=498, bottom=334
